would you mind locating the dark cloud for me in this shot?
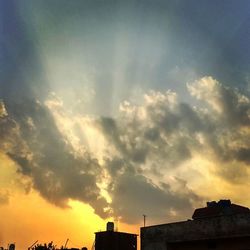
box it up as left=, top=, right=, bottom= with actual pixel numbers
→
left=94, top=77, right=250, bottom=222
left=216, top=163, right=248, bottom=185
left=2, top=74, right=250, bottom=224
left=97, top=117, right=148, bottom=164
left=1, top=99, right=109, bottom=218
left=96, top=93, right=207, bottom=222
left=188, top=77, right=250, bottom=168
left=0, top=94, right=202, bottom=223
left=235, top=148, right=250, bottom=164
left=1, top=76, right=250, bottom=223
left=109, top=172, right=200, bottom=224
left=97, top=91, right=200, bottom=169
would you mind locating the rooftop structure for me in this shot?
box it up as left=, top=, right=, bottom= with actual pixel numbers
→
left=192, top=199, right=249, bottom=219
left=141, top=200, right=250, bottom=250
left=95, top=222, right=137, bottom=250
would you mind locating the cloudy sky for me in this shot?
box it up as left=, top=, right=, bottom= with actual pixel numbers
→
left=1, top=0, right=250, bottom=249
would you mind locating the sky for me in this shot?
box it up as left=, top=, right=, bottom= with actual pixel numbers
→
left=1, top=0, right=250, bottom=249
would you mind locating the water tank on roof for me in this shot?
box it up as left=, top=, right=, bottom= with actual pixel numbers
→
left=106, top=222, right=114, bottom=231
left=207, top=201, right=217, bottom=208
left=218, top=199, right=231, bottom=207
left=9, top=244, right=15, bottom=250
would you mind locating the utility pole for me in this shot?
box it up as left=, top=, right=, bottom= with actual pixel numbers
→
left=143, top=214, right=147, bottom=227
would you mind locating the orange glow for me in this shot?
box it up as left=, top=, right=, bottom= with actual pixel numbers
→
left=0, top=153, right=140, bottom=250
left=0, top=191, right=140, bottom=250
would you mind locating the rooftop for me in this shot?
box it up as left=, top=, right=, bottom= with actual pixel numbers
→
left=141, top=200, right=250, bottom=242
left=192, top=199, right=250, bottom=220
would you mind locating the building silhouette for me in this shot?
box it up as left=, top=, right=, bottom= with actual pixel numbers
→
left=95, top=222, right=137, bottom=250
left=141, top=200, right=250, bottom=250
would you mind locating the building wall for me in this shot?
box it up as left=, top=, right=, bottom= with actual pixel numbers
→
left=167, top=237, right=250, bottom=250
left=142, top=237, right=250, bottom=250
left=95, top=231, right=137, bottom=250
left=141, top=213, right=250, bottom=250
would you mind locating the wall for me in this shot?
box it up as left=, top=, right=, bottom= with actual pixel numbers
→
left=95, top=231, right=137, bottom=250
left=167, top=237, right=250, bottom=250
left=141, top=213, right=250, bottom=250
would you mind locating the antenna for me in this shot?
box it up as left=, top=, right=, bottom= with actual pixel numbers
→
left=64, top=239, right=69, bottom=249
left=28, top=240, right=38, bottom=250
left=143, top=214, right=147, bottom=227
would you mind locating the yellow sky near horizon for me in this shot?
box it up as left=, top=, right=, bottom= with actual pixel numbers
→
left=0, top=152, right=140, bottom=250
left=1, top=149, right=250, bottom=250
